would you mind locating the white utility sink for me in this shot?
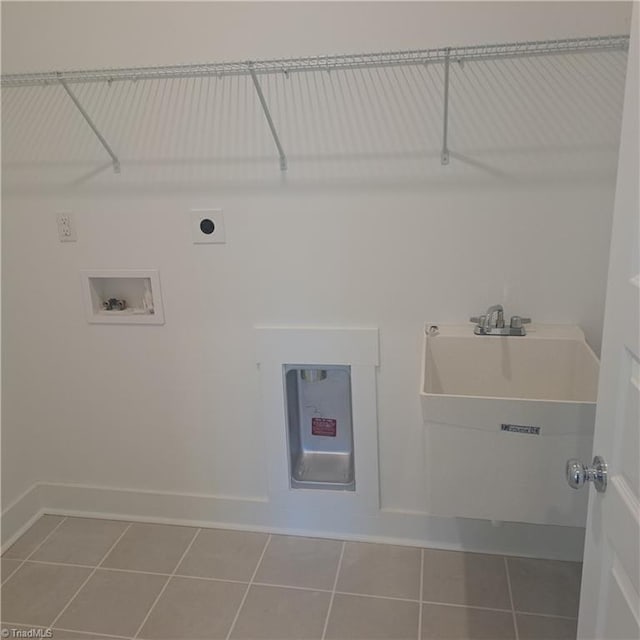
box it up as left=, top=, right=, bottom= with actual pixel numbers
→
left=420, top=324, right=599, bottom=527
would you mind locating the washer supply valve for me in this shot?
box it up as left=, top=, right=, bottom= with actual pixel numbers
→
left=102, top=298, right=127, bottom=311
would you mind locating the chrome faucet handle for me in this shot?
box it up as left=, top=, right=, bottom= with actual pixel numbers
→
left=510, top=316, right=532, bottom=329
left=469, top=315, right=487, bottom=328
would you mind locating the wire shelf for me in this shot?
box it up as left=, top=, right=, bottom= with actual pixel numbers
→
left=0, top=34, right=629, bottom=87
left=1, top=33, right=628, bottom=177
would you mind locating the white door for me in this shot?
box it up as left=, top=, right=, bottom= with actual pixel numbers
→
left=576, top=7, right=640, bottom=640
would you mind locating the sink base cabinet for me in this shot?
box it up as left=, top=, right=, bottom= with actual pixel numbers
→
left=423, top=395, right=594, bottom=526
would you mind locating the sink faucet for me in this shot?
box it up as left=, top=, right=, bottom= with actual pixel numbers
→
left=470, top=304, right=531, bottom=336
left=484, top=304, right=505, bottom=331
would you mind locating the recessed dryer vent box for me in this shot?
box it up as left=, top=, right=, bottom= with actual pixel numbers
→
left=284, top=364, right=355, bottom=491
left=81, top=270, right=164, bottom=325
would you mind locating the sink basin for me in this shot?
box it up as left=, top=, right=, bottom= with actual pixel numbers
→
left=420, top=324, right=599, bottom=527
left=424, top=324, right=598, bottom=402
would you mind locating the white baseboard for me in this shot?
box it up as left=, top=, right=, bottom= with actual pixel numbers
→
left=1, top=482, right=585, bottom=561
left=1, top=484, right=46, bottom=554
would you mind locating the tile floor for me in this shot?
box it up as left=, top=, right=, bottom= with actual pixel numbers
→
left=1, top=515, right=582, bottom=640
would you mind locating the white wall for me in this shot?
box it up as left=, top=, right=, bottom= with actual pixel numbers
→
left=1, top=1, right=632, bottom=555
left=1, top=1, right=633, bottom=71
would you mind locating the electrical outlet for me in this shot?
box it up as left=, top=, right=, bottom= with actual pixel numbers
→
left=56, top=213, right=77, bottom=242
left=191, top=209, right=225, bottom=244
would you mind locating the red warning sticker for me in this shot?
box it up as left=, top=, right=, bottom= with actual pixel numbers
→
left=312, top=418, right=337, bottom=437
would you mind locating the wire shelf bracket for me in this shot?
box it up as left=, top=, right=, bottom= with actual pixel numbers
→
left=58, top=74, right=121, bottom=174
left=249, top=64, right=287, bottom=171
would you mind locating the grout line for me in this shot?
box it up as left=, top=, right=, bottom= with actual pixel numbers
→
left=514, top=611, right=579, bottom=621
left=22, top=517, right=68, bottom=561
left=504, top=556, right=520, bottom=640
left=225, top=534, right=272, bottom=640
left=1, top=561, right=25, bottom=586
left=14, top=559, right=97, bottom=569
left=86, top=565, right=170, bottom=577
left=48, top=523, right=134, bottom=631
left=52, top=627, right=133, bottom=639
left=17, top=559, right=245, bottom=582
left=173, top=573, right=248, bottom=585
left=132, top=527, right=202, bottom=639
left=321, top=540, right=346, bottom=640
left=420, top=599, right=512, bottom=612
left=254, top=581, right=333, bottom=594
left=418, top=548, right=424, bottom=640
left=1, top=516, right=68, bottom=585
left=335, top=591, right=422, bottom=604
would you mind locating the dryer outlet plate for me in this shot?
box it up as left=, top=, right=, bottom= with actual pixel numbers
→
left=191, top=209, right=226, bottom=244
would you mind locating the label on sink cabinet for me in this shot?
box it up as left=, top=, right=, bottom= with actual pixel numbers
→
left=312, top=417, right=337, bottom=437
left=501, top=423, right=540, bottom=435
